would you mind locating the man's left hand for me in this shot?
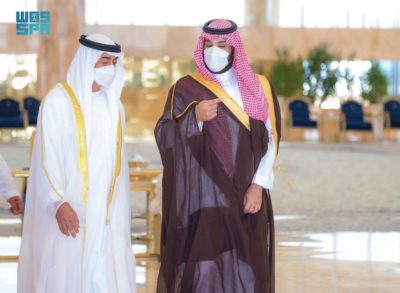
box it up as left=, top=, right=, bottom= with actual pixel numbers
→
left=7, top=196, right=24, bottom=215
left=243, top=183, right=263, bottom=214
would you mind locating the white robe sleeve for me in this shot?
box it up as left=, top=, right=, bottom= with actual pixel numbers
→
left=40, top=92, right=67, bottom=215
left=198, top=121, right=204, bottom=131
left=0, top=154, right=20, bottom=200
left=252, top=117, right=275, bottom=190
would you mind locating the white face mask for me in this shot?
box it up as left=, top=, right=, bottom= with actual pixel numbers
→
left=204, top=46, right=230, bottom=72
left=94, top=64, right=115, bottom=88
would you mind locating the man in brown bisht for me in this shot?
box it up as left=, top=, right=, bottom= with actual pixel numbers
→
left=155, top=19, right=281, bottom=293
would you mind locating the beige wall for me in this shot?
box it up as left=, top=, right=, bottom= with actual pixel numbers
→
left=85, top=26, right=400, bottom=61
left=1, top=0, right=399, bottom=97
left=3, top=24, right=400, bottom=60
left=1, top=0, right=399, bottom=140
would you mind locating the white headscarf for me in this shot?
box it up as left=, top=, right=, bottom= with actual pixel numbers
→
left=66, top=34, right=125, bottom=147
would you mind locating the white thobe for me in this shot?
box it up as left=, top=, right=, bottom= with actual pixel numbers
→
left=84, top=89, right=117, bottom=292
left=18, top=84, right=136, bottom=293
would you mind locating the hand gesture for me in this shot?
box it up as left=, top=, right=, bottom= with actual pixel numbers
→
left=195, top=98, right=222, bottom=122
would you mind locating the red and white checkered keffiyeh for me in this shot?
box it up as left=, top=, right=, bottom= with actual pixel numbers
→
left=194, top=19, right=268, bottom=123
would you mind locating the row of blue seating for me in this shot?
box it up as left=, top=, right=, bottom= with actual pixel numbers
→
left=2, top=96, right=400, bottom=132
left=0, top=97, right=40, bottom=128
left=289, top=99, right=400, bottom=130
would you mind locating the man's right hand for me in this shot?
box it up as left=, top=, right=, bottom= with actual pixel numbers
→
left=55, top=202, right=80, bottom=238
left=7, top=196, right=24, bottom=215
left=195, top=98, right=222, bottom=122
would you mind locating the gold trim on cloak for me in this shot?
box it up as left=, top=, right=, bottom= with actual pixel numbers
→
left=60, top=82, right=123, bottom=207
left=189, top=72, right=279, bottom=156
left=170, top=82, right=177, bottom=119
left=60, top=82, right=89, bottom=293
left=256, top=74, right=279, bottom=156
left=60, top=82, right=89, bottom=203
left=190, top=72, right=251, bottom=131
left=175, top=101, right=199, bottom=119
left=60, top=82, right=123, bottom=293
left=108, top=115, right=122, bottom=206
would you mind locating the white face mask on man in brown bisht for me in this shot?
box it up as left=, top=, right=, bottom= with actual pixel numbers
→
left=203, top=46, right=230, bottom=72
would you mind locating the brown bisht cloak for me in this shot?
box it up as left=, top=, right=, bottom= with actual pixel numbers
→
left=154, top=72, right=281, bottom=293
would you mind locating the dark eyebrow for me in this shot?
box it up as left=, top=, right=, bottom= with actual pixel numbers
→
left=101, top=56, right=112, bottom=60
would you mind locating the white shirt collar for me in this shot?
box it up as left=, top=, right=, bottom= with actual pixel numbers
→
left=214, top=68, right=237, bottom=87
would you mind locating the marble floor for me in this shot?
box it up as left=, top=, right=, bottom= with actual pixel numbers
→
left=1, top=230, right=399, bottom=292
left=1, top=140, right=399, bottom=292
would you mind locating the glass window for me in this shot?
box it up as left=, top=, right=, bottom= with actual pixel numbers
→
left=85, top=0, right=245, bottom=26
left=278, top=0, right=400, bottom=29
left=378, top=60, right=400, bottom=97
left=0, top=54, right=37, bottom=99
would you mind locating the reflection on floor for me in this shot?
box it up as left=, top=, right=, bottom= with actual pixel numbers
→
left=1, top=231, right=399, bottom=293
left=276, top=233, right=400, bottom=293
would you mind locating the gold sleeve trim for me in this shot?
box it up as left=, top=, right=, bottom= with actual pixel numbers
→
left=256, top=74, right=279, bottom=156
left=175, top=101, right=199, bottom=120
left=170, top=82, right=178, bottom=120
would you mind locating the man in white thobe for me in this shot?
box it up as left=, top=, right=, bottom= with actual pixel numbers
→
left=18, top=34, right=136, bottom=293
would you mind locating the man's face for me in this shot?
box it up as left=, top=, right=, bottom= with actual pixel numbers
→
left=95, top=53, right=118, bottom=68
left=204, top=38, right=232, bottom=54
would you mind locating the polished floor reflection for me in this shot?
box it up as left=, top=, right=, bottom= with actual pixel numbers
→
left=283, top=232, right=400, bottom=263
left=276, top=232, right=400, bottom=293
left=1, top=231, right=399, bottom=293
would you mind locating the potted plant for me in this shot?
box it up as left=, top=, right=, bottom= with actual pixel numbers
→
left=361, top=62, right=388, bottom=103
left=303, top=44, right=340, bottom=105
left=268, top=49, right=304, bottom=99
left=361, top=62, right=389, bottom=139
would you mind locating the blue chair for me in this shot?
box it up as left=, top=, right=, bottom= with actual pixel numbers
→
left=23, top=96, right=40, bottom=126
left=341, top=101, right=372, bottom=131
left=288, top=99, right=317, bottom=128
left=384, top=99, right=400, bottom=129
left=0, top=98, right=24, bottom=128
